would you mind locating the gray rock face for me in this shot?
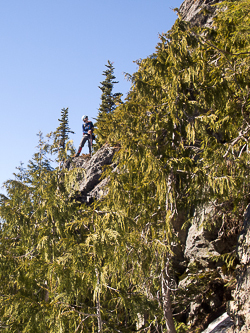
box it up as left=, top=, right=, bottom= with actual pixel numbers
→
left=174, top=204, right=233, bottom=330
left=184, top=205, right=220, bottom=268
left=179, top=0, right=222, bottom=27
left=60, top=1, right=250, bottom=331
left=228, top=205, right=250, bottom=332
left=202, top=312, right=234, bottom=333
left=64, top=144, right=118, bottom=203
left=175, top=1, right=250, bottom=331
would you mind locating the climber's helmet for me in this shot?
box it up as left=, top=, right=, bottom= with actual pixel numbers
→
left=82, top=115, right=88, bottom=121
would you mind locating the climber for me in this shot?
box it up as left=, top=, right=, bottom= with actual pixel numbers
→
left=75, top=115, right=94, bottom=157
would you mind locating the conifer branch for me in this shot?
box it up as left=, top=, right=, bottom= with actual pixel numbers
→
left=223, top=124, right=250, bottom=157
left=13, top=247, right=36, bottom=258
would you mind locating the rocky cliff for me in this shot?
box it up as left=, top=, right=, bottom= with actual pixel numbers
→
left=179, top=0, right=222, bottom=27
left=64, top=144, right=117, bottom=203
left=178, top=1, right=250, bottom=332
left=65, top=1, right=250, bottom=331
left=66, top=142, right=249, bottom=332
left=229, top=205, right=250, bottom=332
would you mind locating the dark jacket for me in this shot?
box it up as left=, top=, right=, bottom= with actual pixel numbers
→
left=82, top=121, right=94, bottom=135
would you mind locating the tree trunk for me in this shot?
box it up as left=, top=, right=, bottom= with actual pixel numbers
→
left=97, top=291, right=102, bottom=333
left=95, top=270, right=103, bottom=333
left=161, top=264, right=176, bottom=333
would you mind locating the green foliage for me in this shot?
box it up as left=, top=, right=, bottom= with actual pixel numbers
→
left=0, top=135, right=94, bottom=332
left=174, top=320, right=190, bottom=333
left=95, top=0, right=250, bottom=329
left=211, top=250, right=237, bottom=275
left=94, top=61, right=123, bottom=150
left=48, top=107, right=75, bottom=162
left=1, top=1, right=250, bottom=331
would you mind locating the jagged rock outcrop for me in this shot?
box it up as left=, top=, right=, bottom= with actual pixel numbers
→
left=62, top=1, right=250, bottom=332
left=202, top=312, right=234, bottom=333
left=64, top=144, right=118, bottom=203
left=179, top=0, right=222, bottom=27
left=66, top=142, right=245, bottom=332
left=175, top=203, right=235, bottom=331
left=175, top=1, right=250, bottom=332
left=196, top=207, right=250, bottom=332
left=228, top=205, right=250, bottom=332
left=184, top=205, right=220, bottom=268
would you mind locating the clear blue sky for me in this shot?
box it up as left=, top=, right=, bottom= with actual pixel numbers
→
left=0, top=0, right=183, bottom=194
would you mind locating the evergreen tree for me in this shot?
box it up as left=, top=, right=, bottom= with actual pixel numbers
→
left=0, top=1, right=250, bottom=332
left=92, top=0, right=250, bottom=330
left=0, top=134, right=104, bottom=332
left=94, top=61, right=123, bottom=150
left=49, top=107, right=75, bottom=162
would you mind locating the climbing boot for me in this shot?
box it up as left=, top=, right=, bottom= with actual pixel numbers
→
left=74, top=147, right=82, bottom=157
